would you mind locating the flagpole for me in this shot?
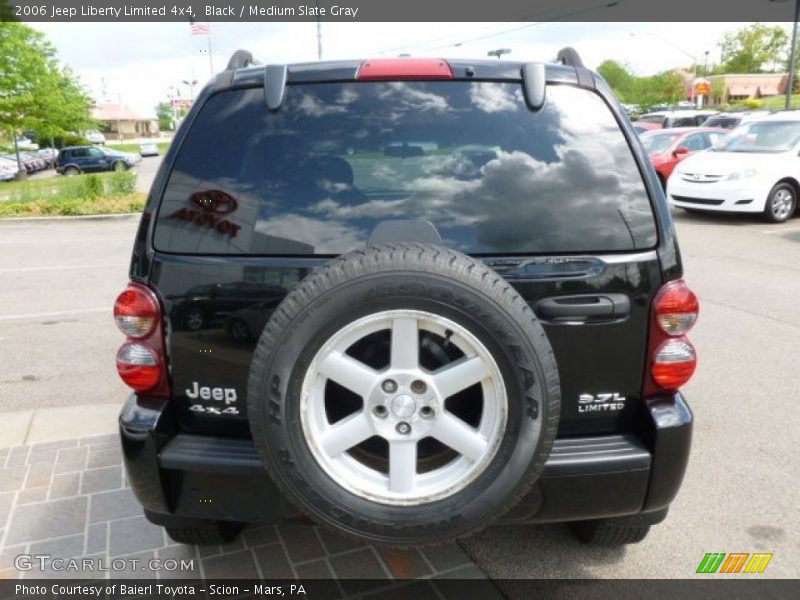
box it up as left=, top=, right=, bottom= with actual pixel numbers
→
left=207, top=32, right=213, bottom=76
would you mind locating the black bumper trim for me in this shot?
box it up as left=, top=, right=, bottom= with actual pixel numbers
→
left=158, top=433, right=651, bottom=478
left=160, top=435, right=262, bottom=473
left=543, top=434, right=650, bottom=476
left=670, top=195, right=725, bottom=206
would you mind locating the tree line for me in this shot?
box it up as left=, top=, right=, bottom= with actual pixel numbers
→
left=0, top=22, right=93, bottom=149
left=597, top=24, right=796, bottom=111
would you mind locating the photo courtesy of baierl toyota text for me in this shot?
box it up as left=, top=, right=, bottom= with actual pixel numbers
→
left=0, top=1, right=798, bottom=599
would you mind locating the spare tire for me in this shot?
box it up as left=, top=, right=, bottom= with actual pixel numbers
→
left=247, top=243, right=560, bottom=545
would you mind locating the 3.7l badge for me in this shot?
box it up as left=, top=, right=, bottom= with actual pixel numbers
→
left=578, top=393, right=626, bottom=413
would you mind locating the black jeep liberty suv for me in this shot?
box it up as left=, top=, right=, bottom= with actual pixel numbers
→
left=115, top=48, right=698, bottom=547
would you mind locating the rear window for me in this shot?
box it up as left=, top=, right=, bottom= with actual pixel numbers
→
left=154, top=81, right=657, bottom=255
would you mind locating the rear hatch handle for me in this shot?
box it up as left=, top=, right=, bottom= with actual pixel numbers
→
left=535, top=293, right=630, bottom=322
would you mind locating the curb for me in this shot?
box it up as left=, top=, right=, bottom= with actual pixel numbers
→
left=0, top=404, right=120, bottom=448
left=0, top=213, right=140, bottom=223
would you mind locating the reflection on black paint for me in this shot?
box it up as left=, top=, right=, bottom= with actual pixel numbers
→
left=154, top=81, right=657, bottom=256
left=170, top=282, right=288, bottom=333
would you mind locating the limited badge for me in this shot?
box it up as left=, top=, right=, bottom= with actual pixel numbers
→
left=578, top=393, right=626, bottom=413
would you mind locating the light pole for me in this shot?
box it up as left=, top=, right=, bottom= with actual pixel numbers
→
left=487, top=48, right=511, bottom=59
left=167, top=87, right=179, bottom=130
left=704, top=50, right=710, bottom=76
left=630, top=32, right=698, bottom=106
left=182, top=79, right=198, bottom=101
left=771, top=0, right=800, bottom=108
left=315, top=0, right=322, bottom=60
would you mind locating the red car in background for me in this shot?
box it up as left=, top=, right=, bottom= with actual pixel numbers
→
left=640, top=127, right=728, bottom=189
left=633, top=121, right=663, bottom=134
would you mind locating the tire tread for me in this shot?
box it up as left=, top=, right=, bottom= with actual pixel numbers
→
left=248, top=243, right=560, bottom=547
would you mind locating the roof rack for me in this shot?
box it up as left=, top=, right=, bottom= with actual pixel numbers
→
left=554, top=47, right=594, bottom=90
left=223, top=50, right=287, bottom=111
left=521, top=63, right=546, bottom=111
left=555, top=47, right=584, bottom=68
left=226, top=49, right=262, bottom=71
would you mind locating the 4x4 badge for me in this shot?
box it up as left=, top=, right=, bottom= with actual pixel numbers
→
left=578, top=393, right=626, bottom=413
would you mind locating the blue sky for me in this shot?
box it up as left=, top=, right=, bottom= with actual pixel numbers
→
left=30, top=21, right=763, bottom=116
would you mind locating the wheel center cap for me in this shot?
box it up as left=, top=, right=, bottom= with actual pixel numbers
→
left=390, top=394, right=416, bottom=419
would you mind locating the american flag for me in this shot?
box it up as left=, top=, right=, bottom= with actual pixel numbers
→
left=190, top=21, right=209, bottom=36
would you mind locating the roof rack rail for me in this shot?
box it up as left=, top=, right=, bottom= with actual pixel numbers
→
left=521, top=63, right=546, bottom=111
left=555, top=47, right=584, bottom=68
left=555, top=46, right=594, bottom=89
left=226, top=49, right=262, bottom=71
left=265, top=64, right=288, bottom=112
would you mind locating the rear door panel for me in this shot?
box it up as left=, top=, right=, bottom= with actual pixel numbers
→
left=151, top=251, right=660, bottom=437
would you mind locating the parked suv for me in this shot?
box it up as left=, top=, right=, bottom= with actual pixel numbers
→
left=639, top=109, right=717, bottom=128
left=115, top=49, right=698, bottom=548
left=55, top=145, right=140, bottom=175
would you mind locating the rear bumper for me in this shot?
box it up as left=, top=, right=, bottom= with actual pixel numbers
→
left=120, top=393, right=692, bottom=526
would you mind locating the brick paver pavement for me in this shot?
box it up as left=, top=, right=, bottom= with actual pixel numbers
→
left=0, top=436, right=503, bottom=598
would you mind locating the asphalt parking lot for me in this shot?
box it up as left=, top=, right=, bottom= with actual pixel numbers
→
left=1, top=209, right=798, bottom=584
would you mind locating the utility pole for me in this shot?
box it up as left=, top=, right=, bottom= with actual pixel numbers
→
left=206, top=35, right=214, bottom=76
left=787, top=0, right=800, bottom=109
left=630, top=32, right=697, bottom=106
left=704, top=50, right=709, bottom=76
left=12, top=134, right=23, bottom=179
left=315, top=0, right=322, bottom=60
left=183, top=79, right=198, bottom=101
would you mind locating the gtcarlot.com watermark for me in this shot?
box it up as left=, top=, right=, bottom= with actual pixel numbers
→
left=14, top=553, right=195, bottom=573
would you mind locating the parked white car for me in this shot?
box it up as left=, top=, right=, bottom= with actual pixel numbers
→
left=0, top=158, right=18, bottom=181
left=85, top=131, right=106, bottom=145
left=15, top=136, right=39, bottom=150
left=139, top=142, right=159, bottom=157
left=667, top=112, right=800, bottom=223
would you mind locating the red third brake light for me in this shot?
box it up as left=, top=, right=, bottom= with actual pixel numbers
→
left=357, top=58, right=454, bottom=80
left=113, top=282, right=170, bottom=397
left=644, top=279, right=699, bottom=395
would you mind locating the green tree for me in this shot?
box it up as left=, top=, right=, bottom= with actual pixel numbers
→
left=155, top=102, right=173, bottom=131
left=719, top=24, right=789, bottom=73
left=630, top=70, right=686, bottom=110
left=598, top=59, right=686, bottom=111
left=597, top=60, right=634, bottom=101
left=0, top=23, right=92, bottom=152
left=710, top=79, right=726, bottom=105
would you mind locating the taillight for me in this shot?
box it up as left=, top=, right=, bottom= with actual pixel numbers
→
left=114, top=285, right=159, bottom=338
left=644, top=279, right=699, bottom=395
left=113, top=283, right=169, bottom=397
left=654, top=280, right=699, bottom=335
left=651, top=338, right=697, bottom=390
left=116, top=343, right=160, bottom=391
